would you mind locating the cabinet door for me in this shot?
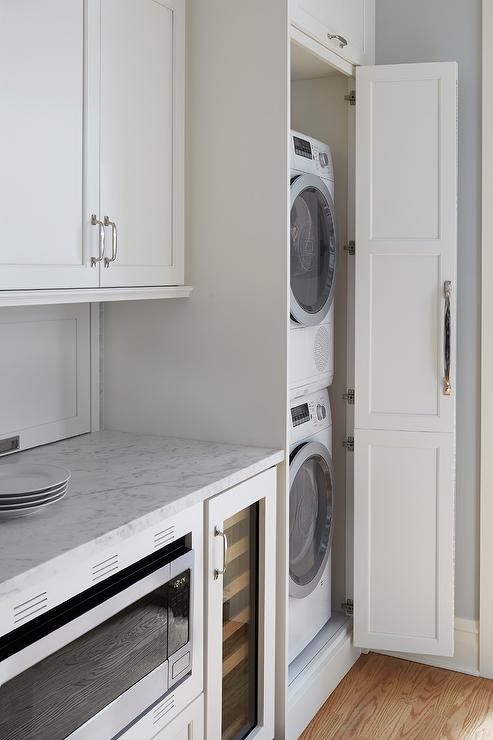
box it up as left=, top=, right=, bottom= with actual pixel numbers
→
left=0, top=0, right=100, bottom=290
left=353, top=63, right=457, bottom=656
left=99, top=0, right=184, bottom=288
left=291, top=0, right=375, bottom=66
left=157, top=694, right=203, bottom=739
left=121, top=693, right=204, bottom=739
left=206, top=469, right=276, bottom=740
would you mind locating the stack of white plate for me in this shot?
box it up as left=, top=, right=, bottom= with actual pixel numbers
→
left=0, top=463, right=71, bottom=520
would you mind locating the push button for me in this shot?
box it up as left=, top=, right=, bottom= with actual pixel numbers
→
left=172, top=651, right=191, bottom=678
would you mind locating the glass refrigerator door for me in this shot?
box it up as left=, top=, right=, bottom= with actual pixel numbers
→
left=221, top=504, right=259, bottom=740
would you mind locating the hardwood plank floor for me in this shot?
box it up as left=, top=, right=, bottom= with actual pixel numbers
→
left=300, top=654, right=493, bottom=739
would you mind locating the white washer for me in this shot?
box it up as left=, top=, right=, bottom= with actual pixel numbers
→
left=288, top=389, right=334, bottom=664
left=290, top=131, right=336, bottom=397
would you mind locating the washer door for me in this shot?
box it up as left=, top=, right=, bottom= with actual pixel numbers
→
left=290, top=174, right=337, bottom=326
left=289, top=440, right=335, bottom=599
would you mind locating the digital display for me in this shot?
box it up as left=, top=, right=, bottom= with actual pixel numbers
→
left=291, top=403, right=310, bottom=427
left=294, top=136, right=312, bottom=159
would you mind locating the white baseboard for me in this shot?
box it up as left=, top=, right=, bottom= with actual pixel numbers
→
left=380, top=618, right=479, bottom=676
left=286, top=623, right=360, bottom=740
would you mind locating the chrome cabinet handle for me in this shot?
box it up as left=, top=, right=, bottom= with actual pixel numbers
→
left=90, top=215, right=105, bottom=267
left=443, top=281, right=452, bottom=396
left=328, top=33, right=348, bottom=48
left=103, top=216, right=118, bottom=268
left=214, top=526, right=228, bottom=580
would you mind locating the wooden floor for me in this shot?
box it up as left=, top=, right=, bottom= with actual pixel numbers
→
left=300, top=654, right=493, bottom=739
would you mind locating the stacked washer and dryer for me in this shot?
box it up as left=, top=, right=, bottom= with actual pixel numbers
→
left=288, top=131, right=337, bottom=665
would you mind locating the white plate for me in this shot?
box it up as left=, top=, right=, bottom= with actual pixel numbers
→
left=0, top=483, right=68, bottom=506
left=0, top=463, right=71, bottom=496
left=0, top=488, right=66, bottom=510
left=0, top=490, right=67, bottom=519
left=0, top=480, right=68, bottom=502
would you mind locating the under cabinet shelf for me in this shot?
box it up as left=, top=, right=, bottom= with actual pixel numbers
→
left=223, top=571, right=250, bottom=602
left=223, top=631, right=249, bottom=678
left=223, top=607, right=250, bottom=642
left=0, top=286, right=193, bottom=307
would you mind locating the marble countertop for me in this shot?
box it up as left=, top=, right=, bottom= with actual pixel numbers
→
left=0, top=431, right=283, bottom=599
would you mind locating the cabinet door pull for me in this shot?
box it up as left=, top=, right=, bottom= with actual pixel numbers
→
left=214, top=526, right=228, bottom=580
left=328, top=33, right=348, bottom=48
left=103, top=216, right=118, bottom=268
left=443, top=281, right=452, bottom=396
left=90, top=215, right=105, bottom=267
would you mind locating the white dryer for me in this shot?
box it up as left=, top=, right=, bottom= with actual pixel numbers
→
left=288, top=389, right=334, bottom=664
left=290, top=131, right=337, bottom=397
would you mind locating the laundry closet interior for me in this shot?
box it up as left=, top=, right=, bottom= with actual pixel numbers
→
left=283, top=33, right=358, bottom=738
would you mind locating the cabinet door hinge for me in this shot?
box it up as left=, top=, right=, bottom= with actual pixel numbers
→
left=342, top=389, right=355, bottom=405
left=344, top=240, right=355, bottom=256
left=342, top=599, right=354, bottom=616
left=342, top=436, right=354, bottom=452
left=344, top=90, right=356, bottom=106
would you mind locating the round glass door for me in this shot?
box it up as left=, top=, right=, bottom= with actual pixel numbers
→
left=289, top=441, right=335, bottom=599
left=290, top=174, right=337, bottom=326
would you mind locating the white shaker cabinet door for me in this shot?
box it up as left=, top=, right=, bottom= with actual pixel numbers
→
left=291, top=0, right=375, bottom=66
left=0, top=0, right=100, bottom=290
left=353, top=63, right=457, bottom=656
left=354, top=63, right=457, bottom=435
left=99, top=0, right=185, bottom=288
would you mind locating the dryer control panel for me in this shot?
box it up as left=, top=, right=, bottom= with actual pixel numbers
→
left=290, top=130, right=334, bottom=182
left=290, top=389, right=332, bottom=445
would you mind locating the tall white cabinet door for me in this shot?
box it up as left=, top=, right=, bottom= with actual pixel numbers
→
left=0, top=0, right=100, bottom=290
left=99, top=0, right=185, bottom=288
left=291, top=0, right=375, bottom=66
left=353, top=63, right=457, bottom=656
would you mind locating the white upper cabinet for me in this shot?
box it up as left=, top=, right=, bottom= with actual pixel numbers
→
left=353, top=63, right=458, bottom=657
left=99, top=0, right=184, bottom=287
left=0, top=0, right=185, bottom=296
left=291, top=0, right=375, bottom=66
left=0, top=0, right=99, bottom=290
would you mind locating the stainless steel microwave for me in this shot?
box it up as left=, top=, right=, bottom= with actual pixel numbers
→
left=0, top=538, right=194, bottom=739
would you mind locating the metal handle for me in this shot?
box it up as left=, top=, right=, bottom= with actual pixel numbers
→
left=214, top=526, right=228, bottom=580
left=90, top=215, right=105, bottom=267
left=103, top=216, right=118, bottom=268
left=443, top=281, right=452, bottom=396
left=328, top=33, right=348, bottom=48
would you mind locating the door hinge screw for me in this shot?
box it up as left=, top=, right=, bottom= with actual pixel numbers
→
left=343, top=389, right=355, bottom=405
left=342, top=436, right=354, bottom=452
left=344, top=90, right=356, bottom=106
left=344, top=240, right=356, bottom=256
left=342, top=599, right=354, bottom=616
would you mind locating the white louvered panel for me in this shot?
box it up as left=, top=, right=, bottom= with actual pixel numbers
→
left=13, top=592, right=48, bottom=625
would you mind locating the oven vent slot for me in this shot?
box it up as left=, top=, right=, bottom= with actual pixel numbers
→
left=153, top=694, right=175, bottom=725
left=13, top=591, right=48, bottom=624
left=92, top=554, right=119, bottom=582
left=154, top=525, right=175, bottom=550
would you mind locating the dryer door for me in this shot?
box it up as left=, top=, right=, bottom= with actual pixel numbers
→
left=290, top=174, right=337, bottom=326
left=289, top=440, right=335, bottom=598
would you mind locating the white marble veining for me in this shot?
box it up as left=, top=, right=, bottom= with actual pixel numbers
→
left=0, top=431, right=283, bottom=598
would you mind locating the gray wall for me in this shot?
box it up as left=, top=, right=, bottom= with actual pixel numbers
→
left=376, top=0, right=482, bottom=621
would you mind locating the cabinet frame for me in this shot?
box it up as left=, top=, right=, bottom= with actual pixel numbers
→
left=205, top=468, right=276, bottom=740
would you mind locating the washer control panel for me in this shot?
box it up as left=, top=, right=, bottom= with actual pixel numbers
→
left=290, top=388, right=331, bottom=445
